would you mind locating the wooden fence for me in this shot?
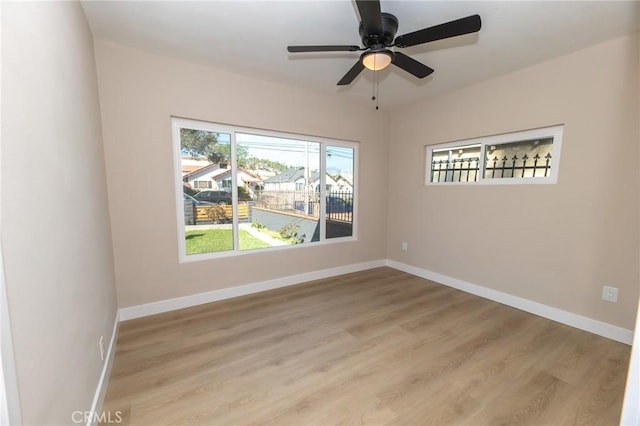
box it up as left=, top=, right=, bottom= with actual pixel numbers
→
left=195, top=204, right=249, bottom=223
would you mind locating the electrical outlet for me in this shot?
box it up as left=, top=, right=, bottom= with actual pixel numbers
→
left=99, top=336, right=105, bottom=361
left=602, top=286, right=618, bottom=303
left=401, top=242, right=408, bottom=251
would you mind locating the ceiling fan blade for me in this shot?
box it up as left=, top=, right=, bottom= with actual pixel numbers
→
left=288, top=45, right=361, bottom=53
left=392, top=52, right=434, bottom=78
left=356, top=0, right=383, bottom=35
left=394, top=14, right=481, bottom=48
left=337, top=61, right=365, bottom=86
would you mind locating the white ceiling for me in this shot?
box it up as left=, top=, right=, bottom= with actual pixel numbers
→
left=81, top=1, right=639, bottom=109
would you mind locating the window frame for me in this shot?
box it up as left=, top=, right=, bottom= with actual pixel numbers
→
left=172, top=117, right=358, bottom=263
left=425, top=125, right=564, bottom=186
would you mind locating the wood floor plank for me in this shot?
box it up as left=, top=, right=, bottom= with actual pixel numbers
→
left=101, top=267, right=630, bottom=425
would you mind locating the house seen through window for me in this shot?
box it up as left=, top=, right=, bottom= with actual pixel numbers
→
left=173, top=118, right=357, bottom=261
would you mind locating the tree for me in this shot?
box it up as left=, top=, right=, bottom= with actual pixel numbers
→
left=180, top=128, right=217, bottom=159
left=180, top=128, right=250, bottom=166
left=208, top=143, right=250, bottom=167
left=244, top=157, right=289, bottom=172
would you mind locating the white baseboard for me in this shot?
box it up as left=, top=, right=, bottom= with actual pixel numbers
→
left=118, top=259, right=387, bottom=321
left=87, top=314, right=120, bottom=426
left=386, top=260, right=633, bottom=345
left=117, top=258, right=632, bottom=344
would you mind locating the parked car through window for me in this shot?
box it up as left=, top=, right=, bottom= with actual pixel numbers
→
left=194, top=190, right=233, bottom=205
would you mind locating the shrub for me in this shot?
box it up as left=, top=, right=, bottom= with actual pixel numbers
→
left=279, top=222, right=304, bottom=244
left=238, top=186, right=252, bottom=201
left=204, top=205, right=228, bottom=223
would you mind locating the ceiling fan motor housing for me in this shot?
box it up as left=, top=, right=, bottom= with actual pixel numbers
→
left=359, top=12, right=398, bottom=47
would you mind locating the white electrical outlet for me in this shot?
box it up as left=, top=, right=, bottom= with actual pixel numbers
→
left=401, top=242, right=408, bottom=251
left=602, top=286, right=619, bottom=303
left=99, top=336, right=105, bottom=361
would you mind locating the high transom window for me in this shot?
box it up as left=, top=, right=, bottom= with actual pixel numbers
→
left=426, top=125, right=563, bottom=185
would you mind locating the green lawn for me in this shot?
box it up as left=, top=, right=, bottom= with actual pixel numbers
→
left=185, top=228, right=271, bottom=254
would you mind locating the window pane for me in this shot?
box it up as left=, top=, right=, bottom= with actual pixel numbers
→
left=175, top=118, right=360, bottom=260
left=430, top=145, right=481, bottom=183
left=485, top=138, right=553, bottom=179
left=180, top=129, right=234, bottom=255
left=326, top=146, right=354, bottom=239
left=237, top=133, right=320, bottom=251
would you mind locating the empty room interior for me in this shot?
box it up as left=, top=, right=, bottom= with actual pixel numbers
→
left=2, top=1, right=640, bottom=425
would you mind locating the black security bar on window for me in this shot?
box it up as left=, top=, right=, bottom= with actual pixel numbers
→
left=431, top=153, right=553, bottom=183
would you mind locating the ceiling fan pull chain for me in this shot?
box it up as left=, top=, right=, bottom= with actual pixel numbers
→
left=370, top=58, right=380, bottom=110
left=371, top=54, right=377, bottom=102
left=375, top=73, right=380, bottom=110
left=371, top=79, right=376, bottom=101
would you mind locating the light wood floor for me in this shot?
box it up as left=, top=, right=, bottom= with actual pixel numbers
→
left=101, top=267, right=630, bottom=425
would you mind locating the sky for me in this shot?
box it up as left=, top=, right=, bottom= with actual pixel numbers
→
left=215, top=132, right=354, bottom=174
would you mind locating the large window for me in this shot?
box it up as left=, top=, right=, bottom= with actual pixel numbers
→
left=426, top=125, right=563, bottom=185
left=173, top=118, right=357, bottom=261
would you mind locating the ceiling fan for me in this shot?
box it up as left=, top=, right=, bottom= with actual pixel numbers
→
left=287, top=0, right=481, bottom=86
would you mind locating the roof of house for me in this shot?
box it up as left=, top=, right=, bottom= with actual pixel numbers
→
left=181, top=157, right=212, bottom=173
left=182, top=164, right=205, bottom=174
left=264, top=167, right=319, bottom=184
left=182, top=162, right=228, bottom=181
left=335, top=174, right=353, bottom=186
left=209, top=168, right=263, bottom=182
left=183, top=166, right=264, bottom=187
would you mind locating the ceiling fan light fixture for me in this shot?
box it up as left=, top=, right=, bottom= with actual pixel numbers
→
left=361, top=49, right=393, bottom=71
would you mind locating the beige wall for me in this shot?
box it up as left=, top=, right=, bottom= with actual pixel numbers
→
left=1, top=2, right=118, bottom=424
left=387, top=34, right=640, bottom=329
left=93, top=40, right=389, bottom=308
